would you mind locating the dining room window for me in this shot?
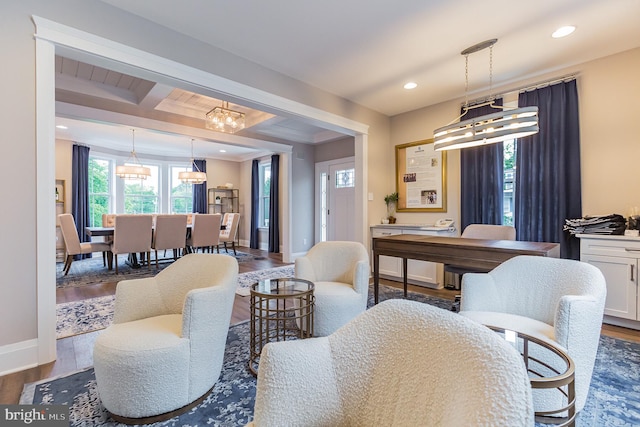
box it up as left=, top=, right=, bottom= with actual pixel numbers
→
left=259, top=162, right=271, bottom=227
left=170, top=165, right=194, bottom=213
left=123, top=164, right=159, bottom=214
left=88, top=156, right=113, bottom=227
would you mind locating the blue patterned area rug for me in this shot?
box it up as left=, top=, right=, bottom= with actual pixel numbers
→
left=56, top=251, right=261, bottom=288
left=30, top=287, right=640, bottom=426
left=57, top=265, right=295, bottom=339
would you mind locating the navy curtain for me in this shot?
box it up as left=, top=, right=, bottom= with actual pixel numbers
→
left=460, top=99, right=504, bottom=230
left=250, top=159, right=260, bottom=249
left=515, top=80, right=581, bottom=259
left=268, top=154, right=280, bottom=253
left=72, top=144, right=91, bottom=259
left=192, top=159, right=207, bottom=214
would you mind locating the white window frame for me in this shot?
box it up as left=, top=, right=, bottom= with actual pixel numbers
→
left=259, top=162, right=271, bottom=228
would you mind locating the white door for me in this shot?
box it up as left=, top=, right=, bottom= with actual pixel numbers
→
left=316, top=157, right=355, bottom=242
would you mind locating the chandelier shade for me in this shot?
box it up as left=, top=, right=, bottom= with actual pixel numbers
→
left=116, top=129, right=151, bottom=180
left=178, top=170, right=207, bottom=184
left=205, top=101, right=245, bottom=134
left=433, top=39, right=539, bottom=151
left=434, top=105, right=539, bottom=151
left=179, top=139, right=207, bottom=184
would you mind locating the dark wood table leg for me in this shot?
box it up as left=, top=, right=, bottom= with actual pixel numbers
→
left=374, top=252, right=380, bottom=304
left=402, top=258, right=408, bottom=298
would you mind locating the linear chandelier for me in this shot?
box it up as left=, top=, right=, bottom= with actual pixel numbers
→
left=115, top=129, right=151, bottom=180
left=433, top=39, right=539, bottom=151
left=205, top=101, right=245, bottom=134
left=178, top=139, right=207, bottom=184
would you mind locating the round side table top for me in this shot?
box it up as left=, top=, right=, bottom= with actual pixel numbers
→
left=250, top=277, right=314, bottom=296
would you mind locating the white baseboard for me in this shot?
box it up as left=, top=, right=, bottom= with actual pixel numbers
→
left=0, top=339, right=39, bottom=376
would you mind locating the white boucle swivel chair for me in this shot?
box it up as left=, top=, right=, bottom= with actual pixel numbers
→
left=459, top=255, right=606, bottom=415
left=248, top=299, right=533, bottom=427
left=295, top=241, right=369, bottom=336
left=93, top=253, right=238, bottom=423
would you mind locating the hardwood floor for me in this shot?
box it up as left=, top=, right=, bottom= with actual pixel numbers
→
left=2, top=247, right=639, bottom=405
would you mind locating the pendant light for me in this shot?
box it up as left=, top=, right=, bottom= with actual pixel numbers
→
left=115, top=129, right=151, bottom=179
left=433, top=39, right=539, bottom=151
left=179, top=139, right=207, bottom=184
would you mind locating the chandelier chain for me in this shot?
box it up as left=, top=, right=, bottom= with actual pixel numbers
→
left=464, top=54, right=470, bottom=108
left=489, top=45, right=494, bottom=101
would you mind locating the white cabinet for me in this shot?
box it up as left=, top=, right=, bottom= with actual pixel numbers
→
left=579, top=234, right=640, bottom=328
left=370, top=225, right=456, bottom=289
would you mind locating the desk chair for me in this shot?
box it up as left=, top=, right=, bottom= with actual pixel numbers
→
left=445, top=224, right=516, bottom=290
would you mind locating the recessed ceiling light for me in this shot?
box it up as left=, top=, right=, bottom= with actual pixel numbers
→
left=56, top=125, right=68, bottom=129
left=219, top=149, right=227, bottom=153
left=403, top=82, right=418, bottom=90
left=552, top=26, right=575, bottom=38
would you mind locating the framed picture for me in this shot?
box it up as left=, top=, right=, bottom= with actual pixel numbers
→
left=395, top=139, right=447, bottom=212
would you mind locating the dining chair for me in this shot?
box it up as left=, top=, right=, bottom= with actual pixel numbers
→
left=110, top=214, right=153, bottom=273
left=219, top=213, right=240, bottom=255
left=58, top=213, right=111, bottom=276
left=188, top=213, right=222, bottom=253
left=152, top=214, right=188, bottom=267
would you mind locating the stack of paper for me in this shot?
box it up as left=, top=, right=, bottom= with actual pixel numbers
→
left=564, top=214, right=626, bottom=235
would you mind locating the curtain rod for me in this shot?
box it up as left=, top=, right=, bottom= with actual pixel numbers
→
left=464, top=73, right=578, bottom=107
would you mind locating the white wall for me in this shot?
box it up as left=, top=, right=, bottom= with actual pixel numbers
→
left=0, top=0, right=389, bottom=374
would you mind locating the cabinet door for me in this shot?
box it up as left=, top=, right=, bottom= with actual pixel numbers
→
left=371, top=229, right=401, bottom=278
left=582, top=254, right=637, bottom=320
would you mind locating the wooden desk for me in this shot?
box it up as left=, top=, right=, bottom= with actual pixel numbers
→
left=372, top=234, right=560, bottom=304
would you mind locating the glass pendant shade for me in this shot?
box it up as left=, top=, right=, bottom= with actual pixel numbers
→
left=205, top=102, right=245, bottom=134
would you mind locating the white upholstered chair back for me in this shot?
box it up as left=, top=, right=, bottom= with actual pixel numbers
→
left=190, top=213, right=222, bottom=249
left=250, top=299, right=533, bottom=426
left=102, top=213, right=117, bottom=227
left=461, top=223, right=516, bottom=240
left=220, top=213, right=240, bottom=242
left=112, top=215, right=153, bottom=255
left=153, top=214, right=187, bottom=251
left=295, top=241, right=370, bottom=336
left=298, top=240, right=369, bottom=287
left=58, top=213, right=82, bottom=255
left=463, top=255, right=605, bottom=325
left=460, top=255, right=607, bottom=413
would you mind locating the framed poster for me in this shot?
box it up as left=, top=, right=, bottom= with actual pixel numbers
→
left=395, top=139, right=447, bottom=212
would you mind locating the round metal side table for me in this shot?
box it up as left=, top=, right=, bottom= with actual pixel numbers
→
left=488, top=326, right=576, bottom=427
left=249, top=278, right=315, bottom=376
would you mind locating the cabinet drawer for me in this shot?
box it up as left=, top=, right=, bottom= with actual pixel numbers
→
left=371, top=229, right=402, bottom=238
left=580, top=236, right=640, bottom=257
